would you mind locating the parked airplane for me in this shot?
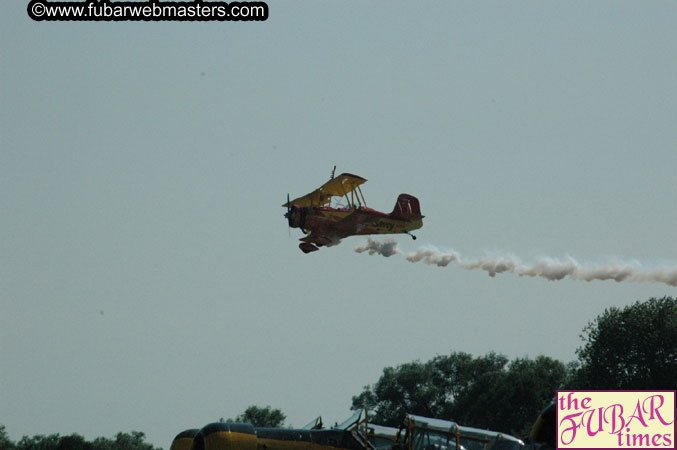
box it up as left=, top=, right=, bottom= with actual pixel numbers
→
left=171, top=411, right=525, bottom=450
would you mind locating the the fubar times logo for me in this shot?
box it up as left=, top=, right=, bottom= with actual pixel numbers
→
left=557, top=390, right=676, bottom=449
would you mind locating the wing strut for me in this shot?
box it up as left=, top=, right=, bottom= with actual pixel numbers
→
left=357, top=186, right=367, bottom=208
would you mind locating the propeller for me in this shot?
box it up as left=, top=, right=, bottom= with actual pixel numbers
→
left=284, top=193, right=292, bottom=234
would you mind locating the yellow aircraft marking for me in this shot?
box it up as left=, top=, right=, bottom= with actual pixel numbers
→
left=169, top=437, right=194, bottom=450
left=258, top=438, right=313, bottom=450
left=202, top=432, right=353, bottom=450
left=203, top=430, right=257, bottom=450
left=315, top=210, right=422, bottom=233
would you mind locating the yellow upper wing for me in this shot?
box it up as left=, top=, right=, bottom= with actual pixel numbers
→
left=283, top=173, right=367, bottom=207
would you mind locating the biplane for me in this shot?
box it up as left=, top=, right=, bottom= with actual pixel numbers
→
left=283, top=169, right=424, bottom=253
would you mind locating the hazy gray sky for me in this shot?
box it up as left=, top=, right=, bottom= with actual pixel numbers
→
left=2, top=1, right=676, bottom=448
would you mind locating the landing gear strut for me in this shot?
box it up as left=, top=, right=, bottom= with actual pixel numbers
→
left=405, top=231, right=417, bottom=240
left=299, top=242, right=319, bottom=253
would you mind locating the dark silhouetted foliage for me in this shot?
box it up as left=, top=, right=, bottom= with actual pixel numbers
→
left=0, top=426, right=16, bottom=450
left=352, top=352, right=567, bottom=436
left=225, top=405, right=287, bottom=428
left=571, top=296, right=677, bottom=389
left=0, top=429, right=160, bottom=450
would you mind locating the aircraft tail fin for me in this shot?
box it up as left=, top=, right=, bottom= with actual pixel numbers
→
left=390, top=194, right=422, bottom=219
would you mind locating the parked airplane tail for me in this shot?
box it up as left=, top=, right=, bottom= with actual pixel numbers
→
left=390, top=194, right=422, bottom=219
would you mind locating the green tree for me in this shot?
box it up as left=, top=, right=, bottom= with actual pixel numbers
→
left=228, top=406, right=287, bottom=428
left=55, top=434, right=92, bottom=450
left=352, top=360, right=441, bottom=426
left=16, top=434, right=61, bottom=450
left=91, top=431, right=159, bottom=450
left=451, top=356, right=566, bottom=436
left=572, top=296, right=677, bottom=389
left=0, top=426, right=16, bottom=450
left=352, top=352, right=508, bottom=426
left=352, top=352, right=566, bottom=436
left=0, top=429, right=158, bottom=450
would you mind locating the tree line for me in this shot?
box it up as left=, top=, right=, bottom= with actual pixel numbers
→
left=2, top=296, right=675, bottom=449
left=350, top=296, right=676, bottom=436
left=0, top=428, right=160, bottom=450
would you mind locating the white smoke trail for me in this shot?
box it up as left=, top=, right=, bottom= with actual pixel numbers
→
left=354, top=238, right=401, bottom=257
left=355, top=239, right=677, bottom=287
